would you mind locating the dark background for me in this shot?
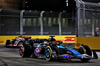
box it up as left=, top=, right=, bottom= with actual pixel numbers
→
left=83, top=0, right=100, bottom=2
left=25, top=0, right=100, bottom=12
left=25, top=0, right=75, bottom=12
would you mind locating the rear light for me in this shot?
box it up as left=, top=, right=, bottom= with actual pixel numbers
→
left=52, top=42, right=57, bottom=44
left=55, top=42, right=57, bottom=44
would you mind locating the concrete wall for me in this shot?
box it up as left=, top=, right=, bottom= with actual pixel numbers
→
left=0, top=35, right=76, bottom=44
left=75, top=37, right=100, bottom=50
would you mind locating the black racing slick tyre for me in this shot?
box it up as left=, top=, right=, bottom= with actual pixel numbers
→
left=19, top=43, right=32, bottom=57
left=84, top=45, right=92, bottom=56
left=92, top=50, right=98, bottom=59
left=78, top=45, right=92, bottom=62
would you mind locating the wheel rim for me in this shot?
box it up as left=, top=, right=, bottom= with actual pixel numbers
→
left=46, top=49, right=50, bottom=58
left=45, top=46, right=52, bottom=61
left=20, top=47, right=23, bottom=55
left=20, top=46, right=24, bottom=57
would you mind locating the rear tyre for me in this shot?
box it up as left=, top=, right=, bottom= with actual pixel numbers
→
left=78, top=45, right=92, bottom=62
left=92, top=50, right=98, bottom=59
left=19, top=43, right=32, bottom=57
left=84, top=45, right=92, bottom=56
left=45, top=46, right=58, bottom=61
left=45, top=46, right=52, bottom=61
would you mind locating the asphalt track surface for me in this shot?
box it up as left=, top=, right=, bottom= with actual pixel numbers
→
left=0, top=45, right=100, bottom=66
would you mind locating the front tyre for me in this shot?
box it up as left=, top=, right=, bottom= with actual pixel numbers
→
left=78, top=45, right=92, bottom=62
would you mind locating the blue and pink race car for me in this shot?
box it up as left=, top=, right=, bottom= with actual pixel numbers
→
left=19, top=36, right=98, bottom=62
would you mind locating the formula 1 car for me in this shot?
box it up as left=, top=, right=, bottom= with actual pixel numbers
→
left=19, top=36, right=98, bottom=62
left=4, top=36, right=31, bottom=48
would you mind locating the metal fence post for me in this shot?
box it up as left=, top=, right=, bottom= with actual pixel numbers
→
left=58, top=12, right=63, bottom=35
left=0, top=9, right=2, bottom=34
left=20, top=10, right=25, bottom=35
left=40, top=11, right=45, bottom=35
left=92, top=13, right=94, bottom=37
left=81, top=0, right=85, bottom=36
left=75, top=0, right=81, bottom=37
left=0, top=9, right=2, bottom=21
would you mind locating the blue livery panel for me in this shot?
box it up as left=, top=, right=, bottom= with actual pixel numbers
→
left=67, top=48, right=82, bottom=57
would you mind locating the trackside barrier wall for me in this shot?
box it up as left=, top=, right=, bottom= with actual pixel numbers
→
left=74, top=0, right=100, bottom=50
left=0, top=35, right=76, bottom=44
left=0, top=36, right=100, bottom=50
left=75, top=37, right=100, bottom=50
